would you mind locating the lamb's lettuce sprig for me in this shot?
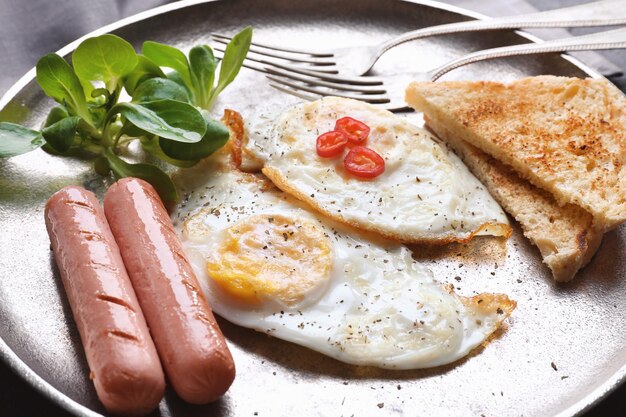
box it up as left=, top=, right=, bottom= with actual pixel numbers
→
left=0, top=27, right=252, bottom=205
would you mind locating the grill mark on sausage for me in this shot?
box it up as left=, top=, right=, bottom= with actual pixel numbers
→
left=194, top=311, right=213, bottom=325
left=154, top=214, right=177, bottom=236
left=96, top=293, right=136, bottom=313
left=79, top=230, right=104, bottom=241
left=64, top=199, right=97, bottom=213
left=181, top=279, right=203, bottom=307
left=89, top=261, right=119, bottom=274
left=172, top=249, right=189, bottom=265
left=181, top=278, right=200, bottom=294
left=107, top=329, right=141, bottom=343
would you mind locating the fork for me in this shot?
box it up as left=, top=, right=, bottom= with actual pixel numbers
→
left=211, top=0, right=626, bottom=77
left=240, top=27, right=626, bottom=112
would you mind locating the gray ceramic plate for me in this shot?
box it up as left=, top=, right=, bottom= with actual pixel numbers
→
left=1, top=0, right=625, bottom=416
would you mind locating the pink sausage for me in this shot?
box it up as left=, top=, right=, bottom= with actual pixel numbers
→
left=104, top=178, right=235, bottom=404
left=45, top=186, right=165, bottom=416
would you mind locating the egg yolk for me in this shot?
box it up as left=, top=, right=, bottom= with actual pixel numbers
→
left=206, top=214, right=332, bottom=305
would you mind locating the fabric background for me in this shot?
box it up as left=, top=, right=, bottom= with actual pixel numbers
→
left=1, top=0, right=626, bottom=95
left=0, top=0, right=624, bottom=416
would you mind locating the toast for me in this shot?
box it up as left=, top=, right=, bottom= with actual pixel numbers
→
left=405, top=76, right=626, bottom=231
left=421, top=116, right=603, bottom=282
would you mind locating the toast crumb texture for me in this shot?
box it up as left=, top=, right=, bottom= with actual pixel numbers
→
left=405, top=76, right=608, bottom=281
left=406, top=76, right=626, bottom=231
left=426, top=118, right=603, bottom=281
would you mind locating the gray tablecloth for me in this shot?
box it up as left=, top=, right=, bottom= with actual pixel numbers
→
left=0, top=0, right=624, bottom=416
left=1, top=0, right=625, bottom=96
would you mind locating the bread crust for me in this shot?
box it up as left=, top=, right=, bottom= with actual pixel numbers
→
left=406, top=76, right=626, bottom=232
left=422, top=115, right=603, bottom=281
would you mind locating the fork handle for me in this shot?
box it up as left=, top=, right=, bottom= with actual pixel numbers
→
left=379, top=0, right=626, bottom=56
left=429, top=26, right=626, bottom=81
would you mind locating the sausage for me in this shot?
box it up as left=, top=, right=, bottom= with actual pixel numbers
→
left=45, top=186, right=165, bottom=416
left=103, top=178, right=235, bottom=404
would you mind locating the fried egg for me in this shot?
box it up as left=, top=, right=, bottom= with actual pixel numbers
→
left=174, top=154, right=515, bottom=369
left=244, top=97, right=511, bottom=244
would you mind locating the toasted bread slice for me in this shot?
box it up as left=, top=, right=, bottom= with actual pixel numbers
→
left=422, top=116, right=603, bottom=282
left=405, top=76, right=626, bottom=231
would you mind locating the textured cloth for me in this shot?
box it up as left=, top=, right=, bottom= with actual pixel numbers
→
left=0, top=0, right=170, bottom=95
left=0, top=0, right=623, bottom=96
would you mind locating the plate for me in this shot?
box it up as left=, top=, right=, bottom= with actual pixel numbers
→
left=1, top=0, right=625, bottom=416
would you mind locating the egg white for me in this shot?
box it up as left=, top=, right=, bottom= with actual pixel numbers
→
left=244, top=97, right=511, bottom=244
left=174, top=155, right=515, bottom=370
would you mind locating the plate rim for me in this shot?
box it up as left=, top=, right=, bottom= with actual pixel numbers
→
left=0, top=1, right=617, bottom=416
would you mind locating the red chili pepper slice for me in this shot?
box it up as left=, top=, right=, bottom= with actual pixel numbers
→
left=316, top=130, right=348, bottom=158
left=343, top=146, right=385, bottom=179
left=335, top=117, right=370, bottom=145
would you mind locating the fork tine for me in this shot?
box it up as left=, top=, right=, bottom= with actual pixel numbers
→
left=266, top=75, right=390, bottom=103
left=245, top=52, right=338, bottom=72
left=264, top=62, right=384, bottom=84
left=211, top=32, right=333, bottom=57
left=263, top=66, right=386, bottom=94
left=213, top=50, right=339, bottom=75
left=259, top=61, right=384, bottom=84
left=268, top=82, right=323, bottom=102
left=212, top=37, right=336, bottom=64
left=215, top=49, right=383, bottom=86
left=214, top=50, right=383, bottom=85
left=238, top=57, right=272, bottom=74
left=269, top=82, right=405, bottom=113
left=213, top=45, right=336, bottom=66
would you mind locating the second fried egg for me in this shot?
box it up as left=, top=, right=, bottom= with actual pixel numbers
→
left=245, top=97, right=511, bottom=244
left=175, top=156, right=515, bottom=369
